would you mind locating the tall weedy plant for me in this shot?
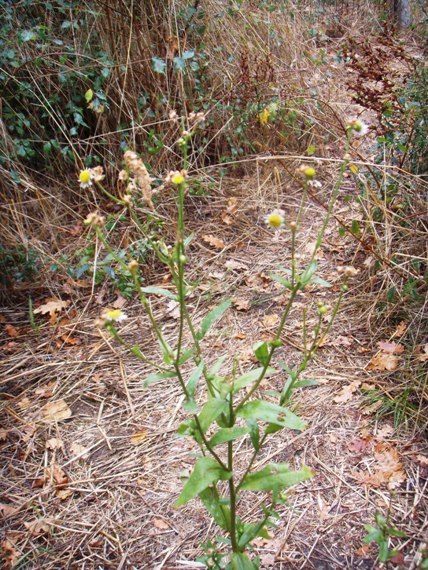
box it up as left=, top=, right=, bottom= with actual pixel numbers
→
left=82, top=114, right=362, bottom=569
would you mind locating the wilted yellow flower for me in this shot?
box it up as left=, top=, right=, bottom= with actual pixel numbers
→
left=84, top=212, right=105, bottom=226
left=123, top=150, right=154, bottom=210
left=298, top=165, right=316, bottom=180
left=265, top=209, right=285, bottom=229
left=91, top=166, right=105, bottom=182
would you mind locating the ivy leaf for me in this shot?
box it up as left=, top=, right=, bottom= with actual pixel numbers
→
left=182, top=49, right=195, bottom=59
left=173, top=57, right=186, bottom=71
left=152, top=57, right=166, bottom=74
left=237, top=400, right=306, bottom=431
left=174, top=457, right=231, bottom=507
left=241, top=463, right=313, bottom=492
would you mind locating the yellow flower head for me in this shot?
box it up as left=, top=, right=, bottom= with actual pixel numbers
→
left=265, top=209, right=285, bottom=229
left=79, top=169, right=92, bottom=188
left=259, top=108, right=270, bottom=126
left=104, top=309, right=128, bottom=323
left=172, top=173, right=184, bottom=185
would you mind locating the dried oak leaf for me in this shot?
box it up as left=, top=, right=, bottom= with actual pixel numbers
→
left=24, top=518, right=52, bottom=535
left=393, top=321, right=407, bottom=337
left=0, top=504, right=18, bottom=518
left=40, top=400, right=72, bottom=423
left=34, top=299, right=70, bottom=319
left=416, top=343, right=428, bottom=362
left=233, top=298, right=251, bottom=311
left=377, top=341, right=404, bottom=354
left=262, top=314, right=279, bottom=328
left=333, top=380, right=361, bottom=404
left=202, top=234, right=225, bottom=250
left=368, top=352, right=399, bottom=371
left=1, top=537, right=19, bottom=569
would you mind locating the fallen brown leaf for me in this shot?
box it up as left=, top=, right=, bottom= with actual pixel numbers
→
left=393, top=321, right=407, bottom=337
left=56, top=489, right=73, bottom=501
left=1, top=536, right=19, bottom=568
left=153, top=518, right=169, bottom=529
left=0, top=504, right=18, bottom=518
left=262, top=314, right=279, bottom=328
left=24, top=518, right=52, bottom=535
left=35, top=381, right=57, bottom=398
left=233, top=298, right=251, bottom=311
left=130, top=430, right=147, bottom=445
left=333, top=380, right=361, bottom=404
left=377, top=341, right=404, bottom=354
left=416, top=343, right=428, bottom=362
left=202, top=234, right=225, bottom=249
left=4, top=324, right=19, bottom=338
left=40, top=400, right=72, bottom=423
left=34, top=299, right=70, bottom=318
left=46, top=438, right=64, bottom=451
left=112, top=293, right=127, bottom=309
left=368, top=352, right=399, bottom=371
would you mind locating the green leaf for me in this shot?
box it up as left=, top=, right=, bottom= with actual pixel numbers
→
left=143, top=371, right=176, bottom=387
left=197, top=299, right=232, bottom=340
left=237, top=400, right=306, bottom=431
left=174, top=457, right=231, bottom=507
left=182, top=49, right=195, bottom=59
left=246, top=418, right=260, bottom=451
left=208, top=354, right=227, bottom=377
left=198, top=398, right=228, bottom=433
left=85, top=89, right=93, bottom=103
left=253, top=342, right=270, bottom=366
left=140, top=286, right=178, bottom=300
left=351, top=219, right=361, bottom=237
left=240, top=464, right=313, bottom=491
left=173, top=57, right=185, bottom=71
left=233, top=367, right=276, bottom=393
left=21, top=30, right=36, bottom=42
left=270, top=273, right=292, bottom=289
left=306, top=144, right=316, bottom=156
left=299, top=261, right=318, bottom=287
left=209, top=427, right=249, bottom=447
left=199, top=487, right=231, bottom=530
left=178, top=347, right=195, bottom=365
left=379, top=540, right=389, bottom=563
left=293, top=379, right=319, bottom=389
left=186, top=362, right=204, bottom=398
left=183, top=399, right=198, bottom=413
left=231, top=552, right=258, bottom=570
left=152, top=57, right=166, bottom=74
left=310, top=276, right=332, bottom=287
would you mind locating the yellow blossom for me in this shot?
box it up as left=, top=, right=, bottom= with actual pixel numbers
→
left=265, top=209, right=285, bottom=229
left=259, top=108, right=270, bottom=126
left=79, top=169, right=92, bottom=188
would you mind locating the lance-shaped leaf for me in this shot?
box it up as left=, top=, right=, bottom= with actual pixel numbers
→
left=253, top=341, right=270, bottom=366
left=198, top=398, right=228, bottom=433
left=233, top=366, right=276, bottom=394
left=199, top=487, right=231, bottom=531
left=175, top=457, right=231, bottom=507
left=237, top=400, right=306, bottom=431
left=299, top=260, right=318, bottom=288
left=209, top=427, right=249, bottom=448
left=197, top=299, right=232, bottom=340
left=240, top=463, right=313, bottom=492
left=231, top=552, right=258, bottom=570
left=140, top=286, right=178, bottom=300
left=143, top=371, right=176, bottom=387
left=270, top=273, right=292, bottom=290
left=186, top=362, right=204, bottom=398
